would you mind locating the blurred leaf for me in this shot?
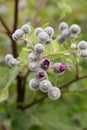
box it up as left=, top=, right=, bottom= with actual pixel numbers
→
left=0, top=88, right=8, bottom=102
left=0, top=66, right=21, bottom=91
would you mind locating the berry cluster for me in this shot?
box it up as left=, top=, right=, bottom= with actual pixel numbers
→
left=5, top=22, right=87, bottom=101
left=5, top=54, right=18, bottom=67
left=12, top=24, right=31, bottom=41
left=27, top=26, right=67, bottom=100
left=78, top=41, right=87, bottom=58
left=57, top=22, right=81, bottom=44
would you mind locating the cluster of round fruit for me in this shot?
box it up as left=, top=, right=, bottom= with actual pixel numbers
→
left=34, top=26, right=54, bottom=44
left=5, top=54, right=18, bottom=67
left=57, top=22, right=81, bottom=44
left=78, top=40, right=87, bottom=58
left=12, top=24, right=31, bottom=41
left=28, top=26, right=67, bottom=100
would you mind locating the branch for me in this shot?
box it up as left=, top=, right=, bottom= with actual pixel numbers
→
left=22, top=95, right=47, bottom=110
left=32, top=0, right=46, bottom=27
left=13, top=0, right=19, bottom=32
left=59, top=74, right=87, bottom=89
left=22, top=74, right=87, bottom=110
left=0, top=15, right=12, bottom=39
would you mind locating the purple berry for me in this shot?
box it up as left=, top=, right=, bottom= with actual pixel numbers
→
left=40, top=59, right=51, bottom=70
left=59, top=64, right=67, bottom=72
left=34, top=68, right=46, bottom=80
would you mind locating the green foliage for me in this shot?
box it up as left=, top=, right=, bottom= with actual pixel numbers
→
left=1, top=0, right=87, bottom=130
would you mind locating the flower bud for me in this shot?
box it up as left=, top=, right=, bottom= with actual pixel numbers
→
left=48, top=87, right=61, bottom=100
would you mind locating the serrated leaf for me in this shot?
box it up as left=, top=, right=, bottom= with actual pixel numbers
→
left=0, top=88, right=8, bottom=102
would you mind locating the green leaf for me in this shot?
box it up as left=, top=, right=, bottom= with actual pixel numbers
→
left=0, top=88, right=8, bottom=102
left=28, top=125, right=49, bottom=130
left=0, top=66, right=21, bottom=91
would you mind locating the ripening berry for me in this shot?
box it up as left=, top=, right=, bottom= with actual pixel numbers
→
left=28, top=52, right=38, bottom=61
left=34, top=27, right=43, bottom=36
left=15, top=29, right=24, bottom=39
left=5, top=54, right=13, bottom=62
left=56, top=35, right=65, bottom=44
left=70, top=24, right=81, bottom=35
left=28, top=62, right=38, bottom=71
left=21, top=24, right=31, bottom=34
left=29, top=78, right=39, bottom=91
left=34, top=68, right=46, bottom=80
left=44, top=27, right=54, bottom=37
left=80, top=50, right=87, bottom=58
left=61, top=29, right=71, bottom=38
left=34, top=43, right=45, bottom=54
left=70, top=44, right=77, bottom=49
left=38, top=31, right=49, bottom=43
left=53, top=63, right=67, bottom=74
left=48, top=87, right=61, bottom=100
left=39, top=80, right=52, bottom=93
left=8, top=58, right=18, bottom=67
left=58, top=22, right=68, bottom=31
left=40, top=59, right=51, bottom=70
left=78, top=41, right=87, bottom=50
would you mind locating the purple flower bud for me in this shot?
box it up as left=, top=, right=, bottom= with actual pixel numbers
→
left=40, top=59, right=51, bottom=70
left=53, top=63, right=67, bottom=74
left=59, top=64, right=67, bottom=72
left=34, top=68, right=46, bottom=80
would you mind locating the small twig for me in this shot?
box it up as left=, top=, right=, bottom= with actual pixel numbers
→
left=22, top=95, right=47, bottom=110
left=32, top=0, right=46, bottom=26
left=59, top=74, right=87, bottom=89
left=0, top=15, right=12, bottom=39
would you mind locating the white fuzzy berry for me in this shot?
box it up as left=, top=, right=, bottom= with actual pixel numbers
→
left=44, top=27, right=54, bottom=37
left=39, top=80, right=52, bottom=93
left=28, top=52, right=38, bottom=61
left=14, top=29, right=24, bottom=39
left=61, top=29, right=71, bottom=38
left=5, top=54, right=13, bottom=62
left=34, top=27, right=43, bottom=36
left=38, top=31, right=49, bottom=43
left=48, top=87, right=61, bottom=100
left=29, top=78, right=39, bottom=91
left=57, top=35, right=65, bottom=44
left=80, top=50, right=87, bottom=58
left=28, top=62, right=38, bottom=71
left=70, top=24, right=81, bottom=35
left=34, top=43, right=45, bottom=54
left=8, top=58, right=18, bottom=67
left=12, top=33, right=19, bottom=41
left=21, top=24, right=31, bottom=34
left=78, top=41, right=87, bottom=50
left=58, top=22, right=68, bottom=31
left=70, top=44, right=77, bottom=49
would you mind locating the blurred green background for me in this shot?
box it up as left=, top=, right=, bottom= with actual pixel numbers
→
left=0, top=0, right=87, bottom=130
